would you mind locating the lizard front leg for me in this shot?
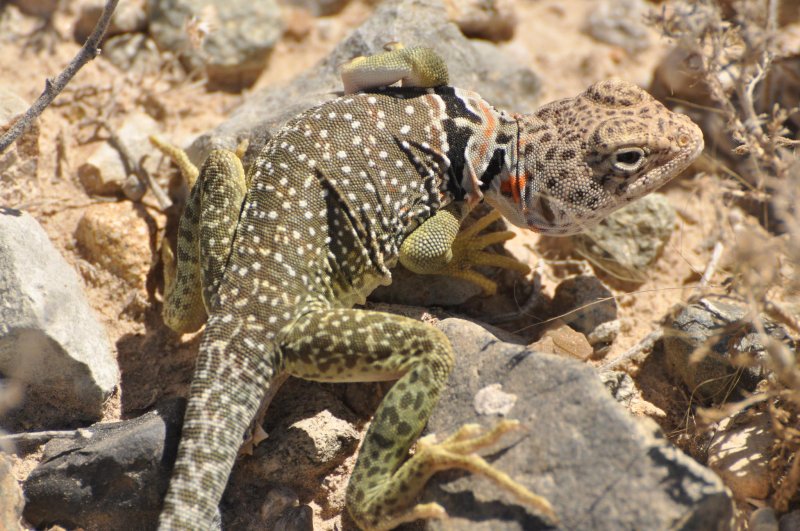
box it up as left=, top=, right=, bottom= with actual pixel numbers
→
left=399, top=203, right=531, bottom=296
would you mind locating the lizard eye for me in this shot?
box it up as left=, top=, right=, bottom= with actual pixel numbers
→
left=612, top=147, right=646, bottom=173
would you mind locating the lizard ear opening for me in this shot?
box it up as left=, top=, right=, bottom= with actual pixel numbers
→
left=612, top=147, right=646, bottom=173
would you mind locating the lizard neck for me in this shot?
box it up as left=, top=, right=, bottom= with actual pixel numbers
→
left=483, top=112, right=554, bottom=230
left=439, top=87, right=518, bottom=210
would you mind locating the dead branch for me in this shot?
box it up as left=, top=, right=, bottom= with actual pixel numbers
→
left=0, top=0, right=120, bottom=154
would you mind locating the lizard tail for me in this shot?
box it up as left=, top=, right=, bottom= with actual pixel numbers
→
left=159, top=327, right=280, bottom=530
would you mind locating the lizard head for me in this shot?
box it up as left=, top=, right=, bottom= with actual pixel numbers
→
left=486, top=78, right=704, bottom=235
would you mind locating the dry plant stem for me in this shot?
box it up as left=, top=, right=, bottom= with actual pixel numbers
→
left=0, top=429, right=85, bottom=447
left=764, top=300, right=800, bottom=334
left=100, top=119, right=172, bottom=209
left=0, top=0, right=120, bottom=154
left=599, top=328, right=664, bottom=372
left=696, top=240, right=724, bottom=292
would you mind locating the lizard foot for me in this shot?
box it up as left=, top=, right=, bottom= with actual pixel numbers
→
left=379, top=419, right=557, bottom=530
left=445, top=210, right=531, bottom=296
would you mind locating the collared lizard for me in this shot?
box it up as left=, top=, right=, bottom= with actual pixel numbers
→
left=153, top=46, right=704, bottom=530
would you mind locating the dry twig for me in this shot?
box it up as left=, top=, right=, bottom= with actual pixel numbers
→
left=0, top=0, right=120, bottom=153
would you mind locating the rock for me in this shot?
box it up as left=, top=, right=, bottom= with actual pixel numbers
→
left=147, top=0, right=284, bottom=91
left=279, top=0, right=350, bottom=17
left=0, top=454, right=24, bottom=531
left=0, top=209, right=118, bottom=430
left=707, top=409, right=773, bottom=501
left=9, top=0, right=58, bottom=17
left=416, top=318, right=732, bottom=530
left=274, top=504, right=314, bottom=531
left=663, top=296, right=794, bottom=403
left=256, top=486, right=313, bottom=531
left=573, top=194, right=676, bottom=283
left=473, top=383, right=517, bottom=416
left=77, top=112, right=161, bottom=197
left=74, top=201, right=155, bottom=287
left=0, top=89, right=39, bottom=199
left=586, top=318, right=620, bottom=351
left=599, top=369, right=667, bottom=419
left=529, top=320, right=593, bottom=361
left=73, top=0, right=148, bottom=42
left=185, top=0, right=541, bottom=163
left=549, top=275, right=617, bottom=344
left=22, top=399, right=185, bottom=531
left=750, top=507, right=779, bottom=531
left=103, top=33, right=165, bottom=76
left=582, top=0, right=652, bottom=53
left=233, top=381, right=359, bottom=490
left=599, top=370, right=637, bottom=403
left=370, top=263, right=484, bottom=306
left=443, top=0, right=516, bottom=41
left=225, top=379, right=359, bottom=529
left=780, top=510, right=800, bottom=531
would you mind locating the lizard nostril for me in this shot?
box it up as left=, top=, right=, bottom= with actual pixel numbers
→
left=678, top=134, right=691, bottom=146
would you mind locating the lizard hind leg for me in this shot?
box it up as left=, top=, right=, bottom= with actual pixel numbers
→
left=152, top=137, right=249, bottom=333
left=279, top=308, right=553, bottom=530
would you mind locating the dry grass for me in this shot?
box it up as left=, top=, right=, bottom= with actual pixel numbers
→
left=652, top=0, right=799, bottom=519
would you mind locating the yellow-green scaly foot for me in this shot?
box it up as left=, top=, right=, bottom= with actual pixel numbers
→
left=340, top=42, right=449, bottom=94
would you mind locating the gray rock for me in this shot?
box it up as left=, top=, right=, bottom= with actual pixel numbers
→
left=549, top=275, right=617, bottom=343
left=102, top=33, right=165, bottom=79
left=233, top=380, right=359, bottom=489
left=586, top=318, right=621, bottom=350
left=411, top=318, right=733, bottom=530
left=750, top=507, right=779, bottom=531
left=255, top=485, right=313, bottom=531
left=185, top=0, right=541, bottom=163
left=0, top=89, right=39, bottom=197
left=77, top=112, right=162, bottom=196
left=583, top=0, right=653, bottom=53
left=0, top=209, right=118, bottom=430
left=663, top=296, right=794, bottom=403
left=147, top=0, right=284, bottom=90
left=274, top=504, right=314, bottom=531
left=0, top=453, right=23, bottom=531
left=780, top=510, right=800, bottom=531
left=280, top=0, right=350, bottom=16
left=443, top=0, right=517, bottom=41
left=22, top=399, right=185, bottom=531
left=224, top=379, right=359, bottom=529
left=73, top=0, right=148, bottom=42
left=599, top=369, right=637, bottom=404
left=9, top=0, right=58, bottom=17
left=573, top=193, right=675, bottom=283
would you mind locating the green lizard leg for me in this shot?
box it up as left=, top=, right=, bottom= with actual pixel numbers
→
left=399, top=204, right=531, bottom=296
left=340, top=44, right=449, bottom=94
left=152, top=138, right=249, bottom=334
left=279, top=308, right=553, bottom=530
